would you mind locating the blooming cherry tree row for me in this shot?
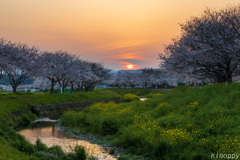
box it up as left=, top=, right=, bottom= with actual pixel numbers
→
left=110, top=68, right=170, bottom=88
left=0, top=38, right=111, bottom=93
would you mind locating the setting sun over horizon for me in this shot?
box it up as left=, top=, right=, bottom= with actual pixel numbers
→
left=1, top=0, right=239, bottom=70
left=126, top=64, right=134, bottom=70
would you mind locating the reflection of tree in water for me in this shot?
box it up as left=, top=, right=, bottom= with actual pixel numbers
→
left=52, top=125, right=55, bottom=137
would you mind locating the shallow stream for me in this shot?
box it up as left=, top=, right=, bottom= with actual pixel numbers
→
left=18, top=98, right=147, bottom=159
left=18, top=119, right=117, bottom=160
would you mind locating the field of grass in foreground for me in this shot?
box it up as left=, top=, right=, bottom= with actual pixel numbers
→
left=61, top=83, right=240, bottom=160
left=98, top=88, right=170, bottom=97
left=0, top=90, right=120, bottom=160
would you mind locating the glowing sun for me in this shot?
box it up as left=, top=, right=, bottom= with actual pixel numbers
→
left=127, top=64, right=134, bottom=69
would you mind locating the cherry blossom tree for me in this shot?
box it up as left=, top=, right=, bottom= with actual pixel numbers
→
left=0, top=38, right=11, bottom=79
left=0, top=40, right=41, bottom=92
left=81, top=62, right=111, bottom=92
left=55, top=53, right=79, bottom=91
left=111, top=72, right=128, bottom=88
left=32, top=77, right=51, bottom=91
left=121, top=72, right=142, bottom=88
left=40, top=51, right=69, bottom=93
left=159, top=5, right=240, bottom=83
left=67, top=59, right=92, bottom=92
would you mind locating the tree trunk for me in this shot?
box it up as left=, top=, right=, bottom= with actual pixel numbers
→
left=50, top=80, right=55, bottom=93
left=71, top=85, right=74, bottom=94
left=85, top=86, right=90, bottom=92
left=152, top=84, right=156, bottom=88
left=13, top=86, right=17, bottom=93
left=226, top=76, right=232, bottom=83
left=90, top=85, right=95, bottom=91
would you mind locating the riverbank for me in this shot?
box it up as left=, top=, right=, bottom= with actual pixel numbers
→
left=0, top=90, right=120, bottom=160
left=0, top=90, right=120, bottom=127
left=61, top=84, right=240, bottom=159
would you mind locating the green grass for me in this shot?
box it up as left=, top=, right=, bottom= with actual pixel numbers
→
left=0, top=136, right=37, bottom=160
left=0, top=90, right=120, bottom=126
left=98, top=88, right=170, bottom=97
left=0, top=90, right=120, bottom=160
left=61, top=83, right=240, bottom=159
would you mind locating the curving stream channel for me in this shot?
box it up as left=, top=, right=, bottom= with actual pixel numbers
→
left=18, top=119, right=118, bottom=160
left=18, top=98, right=147, bottom=159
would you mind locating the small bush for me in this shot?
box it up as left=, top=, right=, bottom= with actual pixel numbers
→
left=109, top=148, right=115, bottom=154
left=110, top=138, right=122, bottom=146
left=100, top=118, right=119, bottom=135
left=35, top=139, right=47, bottom=151
left=67, top=146, right=87, bottom=160
left=21, top=115, right=31, bottom=125
left=28, top=114, right=37, bottom=121
left=123, top=94, right=140, bottom=102
left=46, top=145, right=64, bottom=156
left=75, top=146, right=87, bottom=160
left=146, top=93, right=163, bottom=98
left=153, top=141, right=173, bottom=158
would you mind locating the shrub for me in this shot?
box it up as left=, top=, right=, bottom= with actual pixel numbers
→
left=21, top=115, right=31, bottom=125
left=100, top=118, right=119, bottom=135
left=109, top=148, right=115, bottom=154
left=146, top=93, right=163, bottom=98
left=46, top=145, right=64, bottom=156
left=67, top=146, right=87, bottom=160
left=35, top=139, right=47, bottom=151
left=28, top=114, right=37, bottom=121
left=123, top=94, right=140, bottom=102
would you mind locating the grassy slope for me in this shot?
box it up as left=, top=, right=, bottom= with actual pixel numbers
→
left=98, top=88, right=170, bottom=97
left=0, top=90, right=120, bottom=160
left=0, top=136, right=37, bottom=160
left=61, top=83, right=240, bottom=160
left=0, top=90, right=119, bottom=125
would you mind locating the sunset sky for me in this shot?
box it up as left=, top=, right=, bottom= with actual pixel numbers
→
left=0, top=0, right=239, bottom=70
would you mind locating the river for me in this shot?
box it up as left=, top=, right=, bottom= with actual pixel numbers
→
left=18, top=120, right=118, bottom=160
left=18, top=98, right=147, bottom=159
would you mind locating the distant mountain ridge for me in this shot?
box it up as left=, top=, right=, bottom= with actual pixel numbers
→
left=110, top=68, right=157, bottom=75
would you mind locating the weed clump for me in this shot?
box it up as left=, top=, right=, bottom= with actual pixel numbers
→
left=123, top=94, right=140, bottom=102
left=146, top=93, right=163, bottom=98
